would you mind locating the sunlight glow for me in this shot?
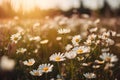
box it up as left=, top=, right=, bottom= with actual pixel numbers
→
left=9, top=0, right=81, bottom=12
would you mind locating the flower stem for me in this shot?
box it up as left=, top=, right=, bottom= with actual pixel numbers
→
left=70, top=60, right=74, bottom=80
left=57, top=62, right=61, bottom=75
left=45, top=73, right=47, bottom=80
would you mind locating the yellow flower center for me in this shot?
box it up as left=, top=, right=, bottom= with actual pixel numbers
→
left=75, top=38, right=79, bottom=42
left=14, top=37, right=19, bottom=41
left=34, top=72, right=39, bottom=76
left=28, top=62, right=33, bottom=65
left=77, top=49, right=83, bottom=54
left=105, top=57, right=111, bottom=62
left=55, top=57, right=61, bottom=61
left=43, top=67, right=49, bottom=72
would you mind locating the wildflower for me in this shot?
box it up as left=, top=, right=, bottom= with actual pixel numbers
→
left=105, top=38, right=115, bottom=46
left=100, top=53, right=118, bottom=63
left=84, top=39, right=92, bottom=45
left=57, top=28, right=71, bottom=34
left=49, top=52, right=66, bottom=62
left=95, top=60, right=105, bottom=64
left=72, top=35, right=81, bottom=46
left=29, top=36, right=41, bottom=42
left=88, top=34, right=97, bottom=40
left=38, top=63, right=53, bottom=73
left=99, top=31, right=110, bottom=40
left=89, top=27, right=98, bottom=33
left=73, top=46, right=90, bottom=54
left=110, top=30, right=116, bottom=36
left=83, top=72, right=96, bottom=79
left=82, top=63, right=90, bottom=66
left=16, top=48, right=27, bottom=54
left=92, top=65, right=100, bottom=69
left=65, top=44, right=73, bottom=51
left=40, top=39, right=49, bottom=44
left=10, top=32, right=21, bottom=43
left=56, top=36, right=62, bottom=41
left=101, top=48, right=110, bottom=52
left=65, top=50, right=77, bottom=59
left=0, top=56, right=15, bottom=71
left=104, top=63, right=114, bottom=70
left=30, top=69, right=42, bottom=76
left=23, top=58, right=35, bottom=66
left=77, top=56, right=84, bottom=61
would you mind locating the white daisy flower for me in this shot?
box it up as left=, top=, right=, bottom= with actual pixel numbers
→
left=56, top=36, right=62, bottom=41
left=10, top=32, right=22, bottom=43
left=49, top=52, right=66, bottom=62
left=95, top=60, right=105, bottom=64
left=104, top=63, right=114, bottom=70
left=40, top=39, right=49, bottom=44
left=92, top=65, right=100, bottom=69
left=83, top=72, right=96, bottom=79
left=105, top=38, right=115, bottom=46
left=38, top=63, right=53, bottom=73
left=89, top=27, right=98, bottom=33
left=101, top=48, right=110, bottom=52
left=16, top=48, right=27, bottom=54
left=110, top=30, right=116, bottom=37
left=29, top=36, right=41, bottom=42
left=30, top=69, right=42, bottom=76
left=0, top=56, right=15, bottom=71
left=84, top=39, right=92, bottom=45
left=65, top=50, right=77, bottom=59
left=100, top=53, right=118, bottom=62
left=72, top=35, right=81, bottom=46
left=23, top=58, right=35, bottom=66
left=57, top=28, right=71, bottom=34
left=73, top=46, right=90, bottom=54
left=99, top=31, right=110, bottom=40
left=65, top=44, right=73, bottom=51
left=88, top=34, right=97, bottom=40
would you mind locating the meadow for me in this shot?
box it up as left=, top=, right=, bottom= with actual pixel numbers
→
left=0, top=15, right=120, bottom=80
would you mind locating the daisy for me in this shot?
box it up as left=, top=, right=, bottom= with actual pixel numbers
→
left=92, top=65, right=100, bottom=69
left=99, top=31, right=110, bottom=40
left=72, top=35, right=81, bottom=46
left=30, top=69, right=42, bottom=76
left=38, top=63, right=53, bottom=73
left=23, top=58, right=35, bottom=66
left=40, top=39, right=49, bottom=44
left=49, top=52, right=66, bottom=62
left=83, top=72, right=96, bottom=79
left=16, top=48, right=27, bottom=54
left=65, top=44, right=73, bottom=51
left=89, top=27, right=98, bottom=33
left=65, top=50, right=77, bottom=59
left=10, top=32, right=22, bottom=43
left=56, top=36, right=62, bottom=41
left=0, top=56, right=15, bottom=71
left=73, top=46, right=90, bottom=54
left=101, top=48, right=110, bottom=52
left=88, top=34, right=97, bottom=40
left=84, top=39, right=92, bottom=45
left=57, top=28, right=71, bottom=34
left=104, top=63, right=114, bottom=70
left=100, top=53, right=118, bottom=62
left=29, top=36, right=41, bottom=42
left=95, top=60, right=105, bottom=64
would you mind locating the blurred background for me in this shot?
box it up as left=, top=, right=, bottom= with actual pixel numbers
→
left=0, top=0, right=120, bottom=18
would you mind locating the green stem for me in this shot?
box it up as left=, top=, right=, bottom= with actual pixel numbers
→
left=45, top=73, right=47, bottom=80
left=70, top=60, right=74, bottom=80
left=57, top=62, right=61, bottom=75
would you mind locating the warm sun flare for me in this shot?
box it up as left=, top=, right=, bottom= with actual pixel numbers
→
left=10, top=0, right=36, bottom=12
